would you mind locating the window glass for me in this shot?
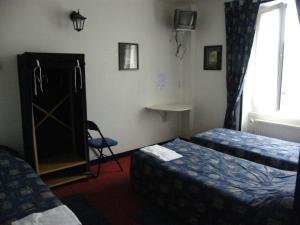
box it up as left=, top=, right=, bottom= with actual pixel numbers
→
left=280, top=0, right=300, bottom=115
left=252, top=8, right=281, bottom=113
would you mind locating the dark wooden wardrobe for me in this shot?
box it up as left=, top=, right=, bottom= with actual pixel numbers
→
left=17, top=52, right=89, bottom=188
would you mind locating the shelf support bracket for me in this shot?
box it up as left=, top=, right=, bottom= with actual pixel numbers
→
left=158, top=111, right=167, bottom=122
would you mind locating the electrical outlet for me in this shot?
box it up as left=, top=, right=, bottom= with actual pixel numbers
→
left=157, top=73, right=166, bottom=90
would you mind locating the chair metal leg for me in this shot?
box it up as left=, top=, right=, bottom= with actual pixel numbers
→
left=97, top=148, right=105, bottom=176
left=89, top=147, right=106, bottom=178
left=107, top=146, right=123, bottom=171
left=90, top=147, right=101, bottom=178
left=95, top=152, right=101, bottom=178
left=90, top=145, right=123, bottom=177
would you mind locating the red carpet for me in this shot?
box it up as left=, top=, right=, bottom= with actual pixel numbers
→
left=54, top=156, right=144, bottom=225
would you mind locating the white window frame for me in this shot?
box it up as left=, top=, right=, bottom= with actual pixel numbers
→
left=251, top=2, right=287, bottom=111
left=242, top=1, right=293, bottom=132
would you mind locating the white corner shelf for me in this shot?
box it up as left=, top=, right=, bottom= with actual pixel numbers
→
left=145, top=103, right=192, bottom=121
left=145, top=103, right=192, bottom=112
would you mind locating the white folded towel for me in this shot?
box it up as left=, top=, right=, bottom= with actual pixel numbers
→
left=12, top=205, right=82, bottom=225
left=140, top=144, right=183, bottom=161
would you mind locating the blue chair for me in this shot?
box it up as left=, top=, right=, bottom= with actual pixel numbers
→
left=87, top=120, right=123, bottom=177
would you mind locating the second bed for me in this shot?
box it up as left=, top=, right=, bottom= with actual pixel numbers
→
left=191, top=128, right=300, bottom=171
left=131, top=138, right=298, bottom=225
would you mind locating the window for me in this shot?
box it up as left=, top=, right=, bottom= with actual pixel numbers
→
left=243, top=0, right=300, bottom=120
left=280, top=0, right=300, bottom=114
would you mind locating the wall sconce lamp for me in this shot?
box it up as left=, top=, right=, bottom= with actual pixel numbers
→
left=70, top=10, right=86, bottom=32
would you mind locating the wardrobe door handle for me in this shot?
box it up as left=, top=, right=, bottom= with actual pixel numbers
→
left=74, top=66, right=78, bottom=93
left=33, top=59, right=43, bottom=96
left=79, top=69, right=83, bottom=90
left=74, top=60, right=83, bottom=93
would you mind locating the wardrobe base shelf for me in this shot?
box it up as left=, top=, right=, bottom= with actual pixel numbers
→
left=44, top=174, right=88, bottom=188
left=38, top=154, right=87, bottom=175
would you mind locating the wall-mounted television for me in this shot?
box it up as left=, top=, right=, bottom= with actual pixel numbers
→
left=174, top=9, right=197, bottom=31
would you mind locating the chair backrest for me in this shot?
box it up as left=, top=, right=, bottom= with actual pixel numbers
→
left=87, top=120, right=106, bottom=140
left=87, top=120, right=99, bottom=131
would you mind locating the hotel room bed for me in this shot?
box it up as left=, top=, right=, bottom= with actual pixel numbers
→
left=0, top=146, right=79, bottom=225
left=131, top=139, right=298, bottom=225
left=191, top=128, right=300, bottom=171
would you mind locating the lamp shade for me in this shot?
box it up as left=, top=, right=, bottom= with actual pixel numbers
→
left=70, top=10, right=86, bottom=32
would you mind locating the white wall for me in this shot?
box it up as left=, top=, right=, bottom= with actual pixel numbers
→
left=0, top=0, right=186, bottom=154
left=182, top=0, right=227, bottom=136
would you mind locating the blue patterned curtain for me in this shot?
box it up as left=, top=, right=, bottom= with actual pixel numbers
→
left=296, top=0, right=300, bottom=213
left=223, top=0, right=261, bottom=130
left=296, top=0, right=300, bottom=23
left=295, top=156, right=300, bottom=210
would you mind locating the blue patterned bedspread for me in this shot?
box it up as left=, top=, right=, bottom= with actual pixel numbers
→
left=0, top=147, right=61, bottom=225
left=131, top=139, right=298, bottom=225
left=191, top=128, right=300, bottom=171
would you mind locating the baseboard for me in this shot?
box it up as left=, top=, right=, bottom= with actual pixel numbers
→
left=90, top=137, right=189, bottom=165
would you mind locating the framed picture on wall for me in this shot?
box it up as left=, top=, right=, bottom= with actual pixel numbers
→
left=203, top=45, right=222, bottom=70
left=118, top=43, right=139, bottom=70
